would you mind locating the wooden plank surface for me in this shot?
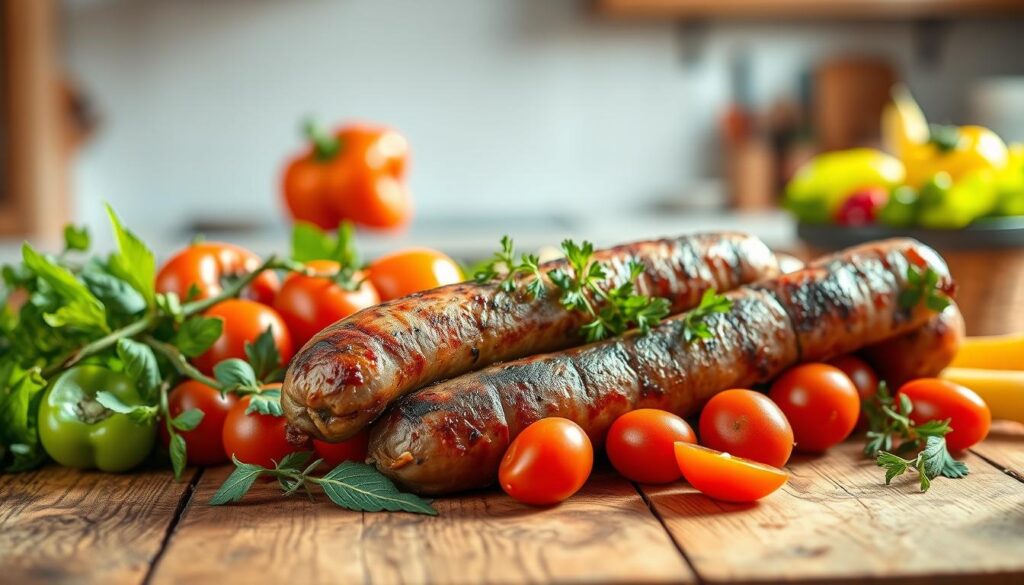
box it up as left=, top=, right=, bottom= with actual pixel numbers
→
left=148, top=468, right=693, bottom=585
left=972, top=420, right=1024, bottom=482
left=642, top=441, right=1024, bottom=585
left=0, top=466, right=197, bottom=585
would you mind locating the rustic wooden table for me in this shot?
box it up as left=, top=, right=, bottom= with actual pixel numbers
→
left=2, top=421, right=1022, bottom=585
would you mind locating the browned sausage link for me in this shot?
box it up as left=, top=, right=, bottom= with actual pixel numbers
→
left=369, top=289, right=797, bottom=495
left=368, top=238, right=952, bottom=495
left=860, top=301, right=965, bottom=388
left=282, top=232, right=780, bottom=441
left=757, top=238, right=955, bottom=362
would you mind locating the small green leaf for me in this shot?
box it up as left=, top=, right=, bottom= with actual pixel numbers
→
left=81, top=269, right=147, bottom=318
left=315, top=461, right=437, bottom=515
left=116, top=338, right=161, bottom=402
left=95, top=391, right=158, bottom=425
left=214, top=359, right=260, bottom=392
left=63, top=225, right=91, bottom=252
left=0, top=365, right=49, bottom=471
left=920, top=436, right=969, bottom=480
left=276, top=451, right=313, bottom=472
left=155, top=292, right=185, bottom=323
left=105, top=204, right=156, bottom=306
left=245, top=327, right=284, bottom=383
left=171, top=408, right=205, bottom=432
left=22, top=243, right=108, bottom=333
left=173, top=316, right=224, bottom=357
left=169, top=432, right=187, bottom=480
left=209, top=457, right=264, bottom=505
left=245, top=389, right=283, bottom=417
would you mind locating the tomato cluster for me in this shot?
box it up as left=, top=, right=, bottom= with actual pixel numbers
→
left=155, top=239, right=463, bottom=469
left=500, top=355, right=992, bottom=507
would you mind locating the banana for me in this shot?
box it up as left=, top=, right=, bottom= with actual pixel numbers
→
left=941, top=367, right=1024, bottom=423
left=881, top=85, right=929, bottom=156
left=949, top=334, right=1024, bottom=370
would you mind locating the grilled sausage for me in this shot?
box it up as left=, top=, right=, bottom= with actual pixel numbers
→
left=368, top=238, right=953, bottom=495
left=282, top=233, right=780, bottom=441
left=860, top=301, right=965, bottom=387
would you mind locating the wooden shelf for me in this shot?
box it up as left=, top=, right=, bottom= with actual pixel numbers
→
left=596, top=0, right=1024, bottom=20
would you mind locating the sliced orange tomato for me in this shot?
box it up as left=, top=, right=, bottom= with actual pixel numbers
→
left=674, top=442, right=788, bottom=503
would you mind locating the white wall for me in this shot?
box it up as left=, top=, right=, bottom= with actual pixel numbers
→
left=62, top=0, right=1024, bottom=233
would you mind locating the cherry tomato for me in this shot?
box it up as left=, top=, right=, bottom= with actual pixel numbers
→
left=160, top=380, right=238, bottom=466
left=698, top=389, right=794, bottom=467
left=156, top=242, right=280, bottom=306
left=313, top=431, right=370, bottom=467
left=674, top=442, right=788, bottom=503
left=897, top=378, right=991, bottom=451
left=273, top=260, right=380, bottom=347
left=193, top=299, right=294, bottom=374
left=222, top=392, right=296, bottom=468
left=769, top=363, right=860, bottom=453
left=828, top=355, right=879, bottom=402
left=606, top=409, right=696, bottom=484
left=498, top=418, right=593, bottom=506
left=368, top=248, right=464, bottom=301
left=834, top=187, right=888, bottom=226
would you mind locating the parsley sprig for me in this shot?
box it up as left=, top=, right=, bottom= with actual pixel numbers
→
left=473, top=236, right=545, bottom=298
left=899, top=265, right=950, bottom=312
left=680, top=289, right=733, bottom=344
left=210, top=451, right=437, bottom=515
left=864, top=382, right=968, bottom=492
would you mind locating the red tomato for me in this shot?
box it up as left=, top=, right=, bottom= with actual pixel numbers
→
left=160, top=380, right=238, bottom=466
left=606, top=409, right=696, bottom=484
left=769, top=363, right=860, bottom=453
left=368, top=248, right=464, bottom=301
left=897, top=378, right=991, bottom=451
left=498, top=418, right=593, bottom=506
left=674, top=442, right=788, bottom=503
left=273, top=260, right=380, bottom=347
left=828, top=355, right=879, bottom=402
left=698, top=389, right=794, bottom=467
left=222, top=393, right=296, bottom=468
left=313, top=431, right=370, bottom=467
left=156, top=242, right=280, bottom=306
left=193, top=299, right=294, bottom=374
left=834, top=187, right=888, bottom=226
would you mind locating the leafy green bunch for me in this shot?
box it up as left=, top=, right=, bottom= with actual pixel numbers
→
left=864, top=382, right=968, bottom=492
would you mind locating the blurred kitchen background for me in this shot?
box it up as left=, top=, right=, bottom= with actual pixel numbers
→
left=2, top=0, right=1024, bottom=260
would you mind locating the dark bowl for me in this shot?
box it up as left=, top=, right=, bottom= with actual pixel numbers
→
left=797, top=217, right=1024, bottom=251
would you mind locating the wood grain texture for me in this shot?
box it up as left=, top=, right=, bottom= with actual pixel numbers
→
left=972, top=420, right=1024, bottom=482
left=149, top=467, right=693, bottom=585
left=0, top=466, right=196, bottom=585
left=642, top=441, right=1024, bottom=585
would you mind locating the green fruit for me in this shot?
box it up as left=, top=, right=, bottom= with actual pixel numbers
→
left=878, top=186, right=920, bottom=227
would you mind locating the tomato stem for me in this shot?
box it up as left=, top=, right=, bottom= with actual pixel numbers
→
left=144, top=335, right=223, bottom=391
left=302, top=120, right=341, bottom=162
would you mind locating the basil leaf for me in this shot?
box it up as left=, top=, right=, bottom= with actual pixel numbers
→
left=22, top=243, right=108, bottom=333
left=171, top=408, right=204, bottom=432
left=173, top=316, right=223, bottom=357
left=245, top=327, right=284, bottom=383
left=0, top=365, right=48, bottom=471
left=81, top=269, right=147, bottom=318
left=116, top=338, right=161, bottom=403
left=63, top=225, right=90, bottom=252
left=214, top=359, right=260, bottom=392
left=244, top=389, right=282, bottom=417
left=169, top=432, right=187, bottom=480
left=209, top=457, right=264, bottom=505
left=291, top=222, right=336, bottom=263
left=105, top=204, right=156, bottom=306
left=317, top=461, right=438, bottom=515
left=95, top=391, right=158, bottom=425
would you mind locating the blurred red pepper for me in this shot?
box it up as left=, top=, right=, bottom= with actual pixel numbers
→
left=281, top=121, right=412, bottom=230
left=834, top=187, right=888, bottom=226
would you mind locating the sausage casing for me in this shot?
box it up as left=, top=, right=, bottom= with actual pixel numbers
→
left=368, top=238, right=953, bottom=494
left=282, top=233, right=780, bottom=441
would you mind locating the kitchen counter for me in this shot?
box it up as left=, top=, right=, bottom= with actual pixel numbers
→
left=1, top=426, right=1022, bottom=584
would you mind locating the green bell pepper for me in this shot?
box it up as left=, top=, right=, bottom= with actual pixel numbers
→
left=38, top=365, right=156, bottom=472
left=878, top=185, right=920, bottom=227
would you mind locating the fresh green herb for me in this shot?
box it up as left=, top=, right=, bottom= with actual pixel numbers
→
left=680, top=289, right=733, bottom=344
left=290, top=221, right=364, bottom=290
left=95, top=391, right=160, bottom=425
left=864, top=382, right=968, bottom=491
left=548, top=240, right=670, bottom=342
left=62, top=225, right=91, bottom=253
left=876, top=436, right=969, bottom=492
left=473, top=236, right=546, bottom=299
left=245, top=327, right=285, bottom=383
left=899, top=265, right=950, bottom=313
left=210, top=453, right=437, bottom=515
